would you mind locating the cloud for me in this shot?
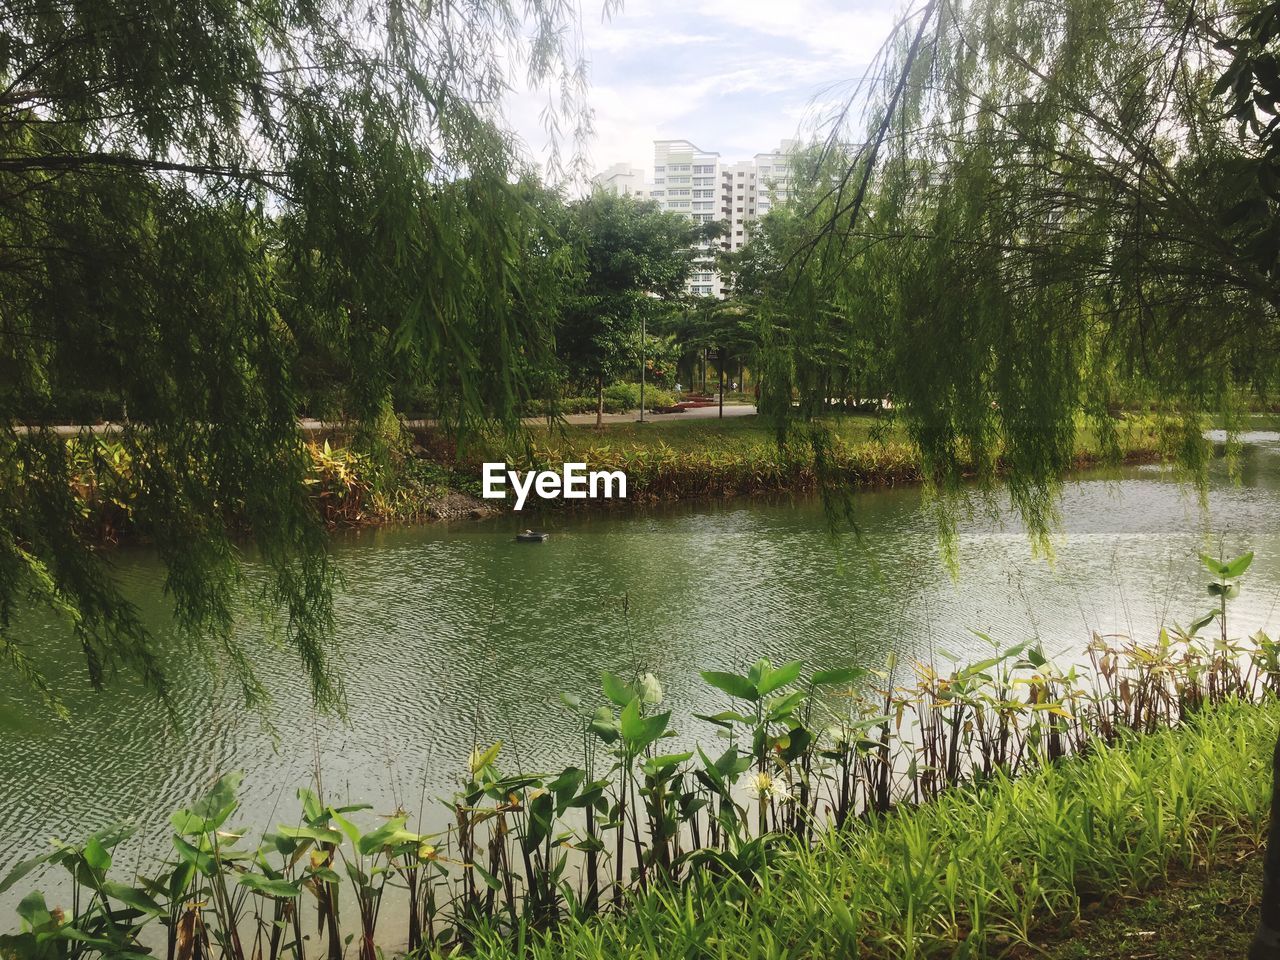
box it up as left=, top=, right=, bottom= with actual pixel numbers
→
left=502, top=0, right=905, bottom=186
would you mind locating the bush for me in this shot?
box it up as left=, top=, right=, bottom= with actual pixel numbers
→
left=602, top=382, right=677, bottom=411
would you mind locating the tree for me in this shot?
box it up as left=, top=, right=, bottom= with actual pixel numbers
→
left=0, top=0, right=599, bottom=713
left=777, top=0, right=1280, bottom=950
left=557, top=192, right=702, bottom=426
left=722, top=198, right=890, bottom=423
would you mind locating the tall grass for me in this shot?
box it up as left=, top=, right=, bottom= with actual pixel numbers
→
left=1, top=554, right=1273, bottom=959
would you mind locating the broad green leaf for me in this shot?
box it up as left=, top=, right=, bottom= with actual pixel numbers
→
left=602, top=671, right=637, bottom=706
left=757, top=660, right=803, bottom=696
left=82, top=837, right=111, bottom=872
left=701, top=670, right=759, bottom=701
left=189, top=773, right=243, bottom=831
left=1200, top=553, right=1231, bottom=577
left=1225, top=552, right=1254, bottom=578
left=588, top=705, right=619, bottom=744
left=693, top=710, right=754, bottom=728
left=100, top=881, right=163, bottom=916
left=811, top=667, right=868, bottom=686
left=357, top=817, right=409, bottom=855
left=172, top=835, right=215, bottom=875
left=278, top=824, right=343, bottom=846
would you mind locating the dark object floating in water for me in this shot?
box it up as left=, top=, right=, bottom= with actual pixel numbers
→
left=515, top=530, right=549, bottom=543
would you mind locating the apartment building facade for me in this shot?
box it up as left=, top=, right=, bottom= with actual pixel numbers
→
left=590, top=138, right=797, bottom=298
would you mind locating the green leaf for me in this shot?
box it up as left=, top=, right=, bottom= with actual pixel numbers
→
left=777, top=725, right=814, bottom=763
left=357, top=817, right=410, bottom=855
left=620, top=700, right=670, bottom=751
left=757, top=660, right=803, bottom=696
left=642, top=752, right=692, bottom=776
left=957, top=657, right=1003, bottom=681
left=588, top=705, right=619, bottom=744
left=278, top=824, right=343, bottom=845
left=701, top=670, right=759, bottom=701
left=693, top=710, right=754, bottom=728
left=1188, top=610, right=1218, bottom=635
left=15, top=890, right=51, bottom=929
left=0, top=852, right=55, bottom=896
left=811, top=667, right=868, bottom=687
left=100, top=881, right=164, bottom=916
left=1225, top=552, right=1254, bottom=578
left=470, top=742, right=501, bottom=773
left=472, top=862, right=503, bottom=891
left=82, top=837, right=111, bottom=872
left=1200, top=553, right=1231, bottom=577
left=559, top=692, right=582, bottom=711
left=172, top=835, right=215, bottom=875
left=330, top=811, right=361, bottom=848
left=766, top=689, right=808, bottom=720
left=602, top=671, right=637, bottom=706
left=238, top=874, right=302, bottom=899
left=189, top=773, right=243, bottom=831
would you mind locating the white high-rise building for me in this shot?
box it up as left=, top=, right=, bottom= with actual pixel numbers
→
left=590, top=138, right=798, bottom=298
left=591, top=162, right=649, bottom=197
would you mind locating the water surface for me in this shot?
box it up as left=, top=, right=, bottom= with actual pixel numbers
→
left=4, top=436, right=1280, bottom=895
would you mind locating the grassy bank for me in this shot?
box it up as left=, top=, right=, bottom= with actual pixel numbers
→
left=445, top=411, right=1164, bottom=511
left=457, top=700, right=1272, bottom=960
left=63, top=411, right=1167, bottom=538
left=3, top=555, right=1274, bottom=959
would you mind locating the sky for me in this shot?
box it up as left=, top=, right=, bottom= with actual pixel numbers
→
left=503, top=0, right=904, bottom=185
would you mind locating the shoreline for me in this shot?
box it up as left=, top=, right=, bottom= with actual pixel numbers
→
left=57, top=412, right=1171, bottom=545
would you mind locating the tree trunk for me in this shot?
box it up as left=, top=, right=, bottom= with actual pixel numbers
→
left=1251, top=733, right=1280, bottom=959
left=596, top=376, right=604, bottom=429
left=718, top=356, right=724, bottom=419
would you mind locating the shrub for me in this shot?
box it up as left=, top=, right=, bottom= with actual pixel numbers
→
left=602, top=382, right=677, bottom=411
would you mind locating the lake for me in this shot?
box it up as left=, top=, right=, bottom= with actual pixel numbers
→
left=3, top=433, right=1279, bottom=895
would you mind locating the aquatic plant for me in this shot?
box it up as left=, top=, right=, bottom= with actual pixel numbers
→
left=1, top=553, right=1271, bottom=958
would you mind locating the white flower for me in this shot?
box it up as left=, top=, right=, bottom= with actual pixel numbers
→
left=752, top=770, right=788, bottom=801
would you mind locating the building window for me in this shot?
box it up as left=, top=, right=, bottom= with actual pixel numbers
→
left=650, top=190, right=664, bottom=197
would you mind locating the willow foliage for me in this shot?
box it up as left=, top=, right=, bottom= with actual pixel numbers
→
left=0, top=0, right=598, bottom=713
left=778, top=0, right=1280, bottom=537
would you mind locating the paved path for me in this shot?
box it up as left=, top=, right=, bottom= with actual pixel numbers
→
left=18, top=404, right=761, bottom=436
left=556, top=403, right=758, bottom=426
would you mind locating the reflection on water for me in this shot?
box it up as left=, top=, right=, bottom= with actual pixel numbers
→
left=3, top=438, right=1280, bottom=899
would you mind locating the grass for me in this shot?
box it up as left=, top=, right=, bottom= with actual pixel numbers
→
left=526, top=410, right=889, bottom=455
left=510, top=409, right=1160, bottom=466
left=1020, top=843, right=1260, bottom=960
left=437, top=411, right=1165, bottom=508
left=452, top=699, right=1274, bottom=960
